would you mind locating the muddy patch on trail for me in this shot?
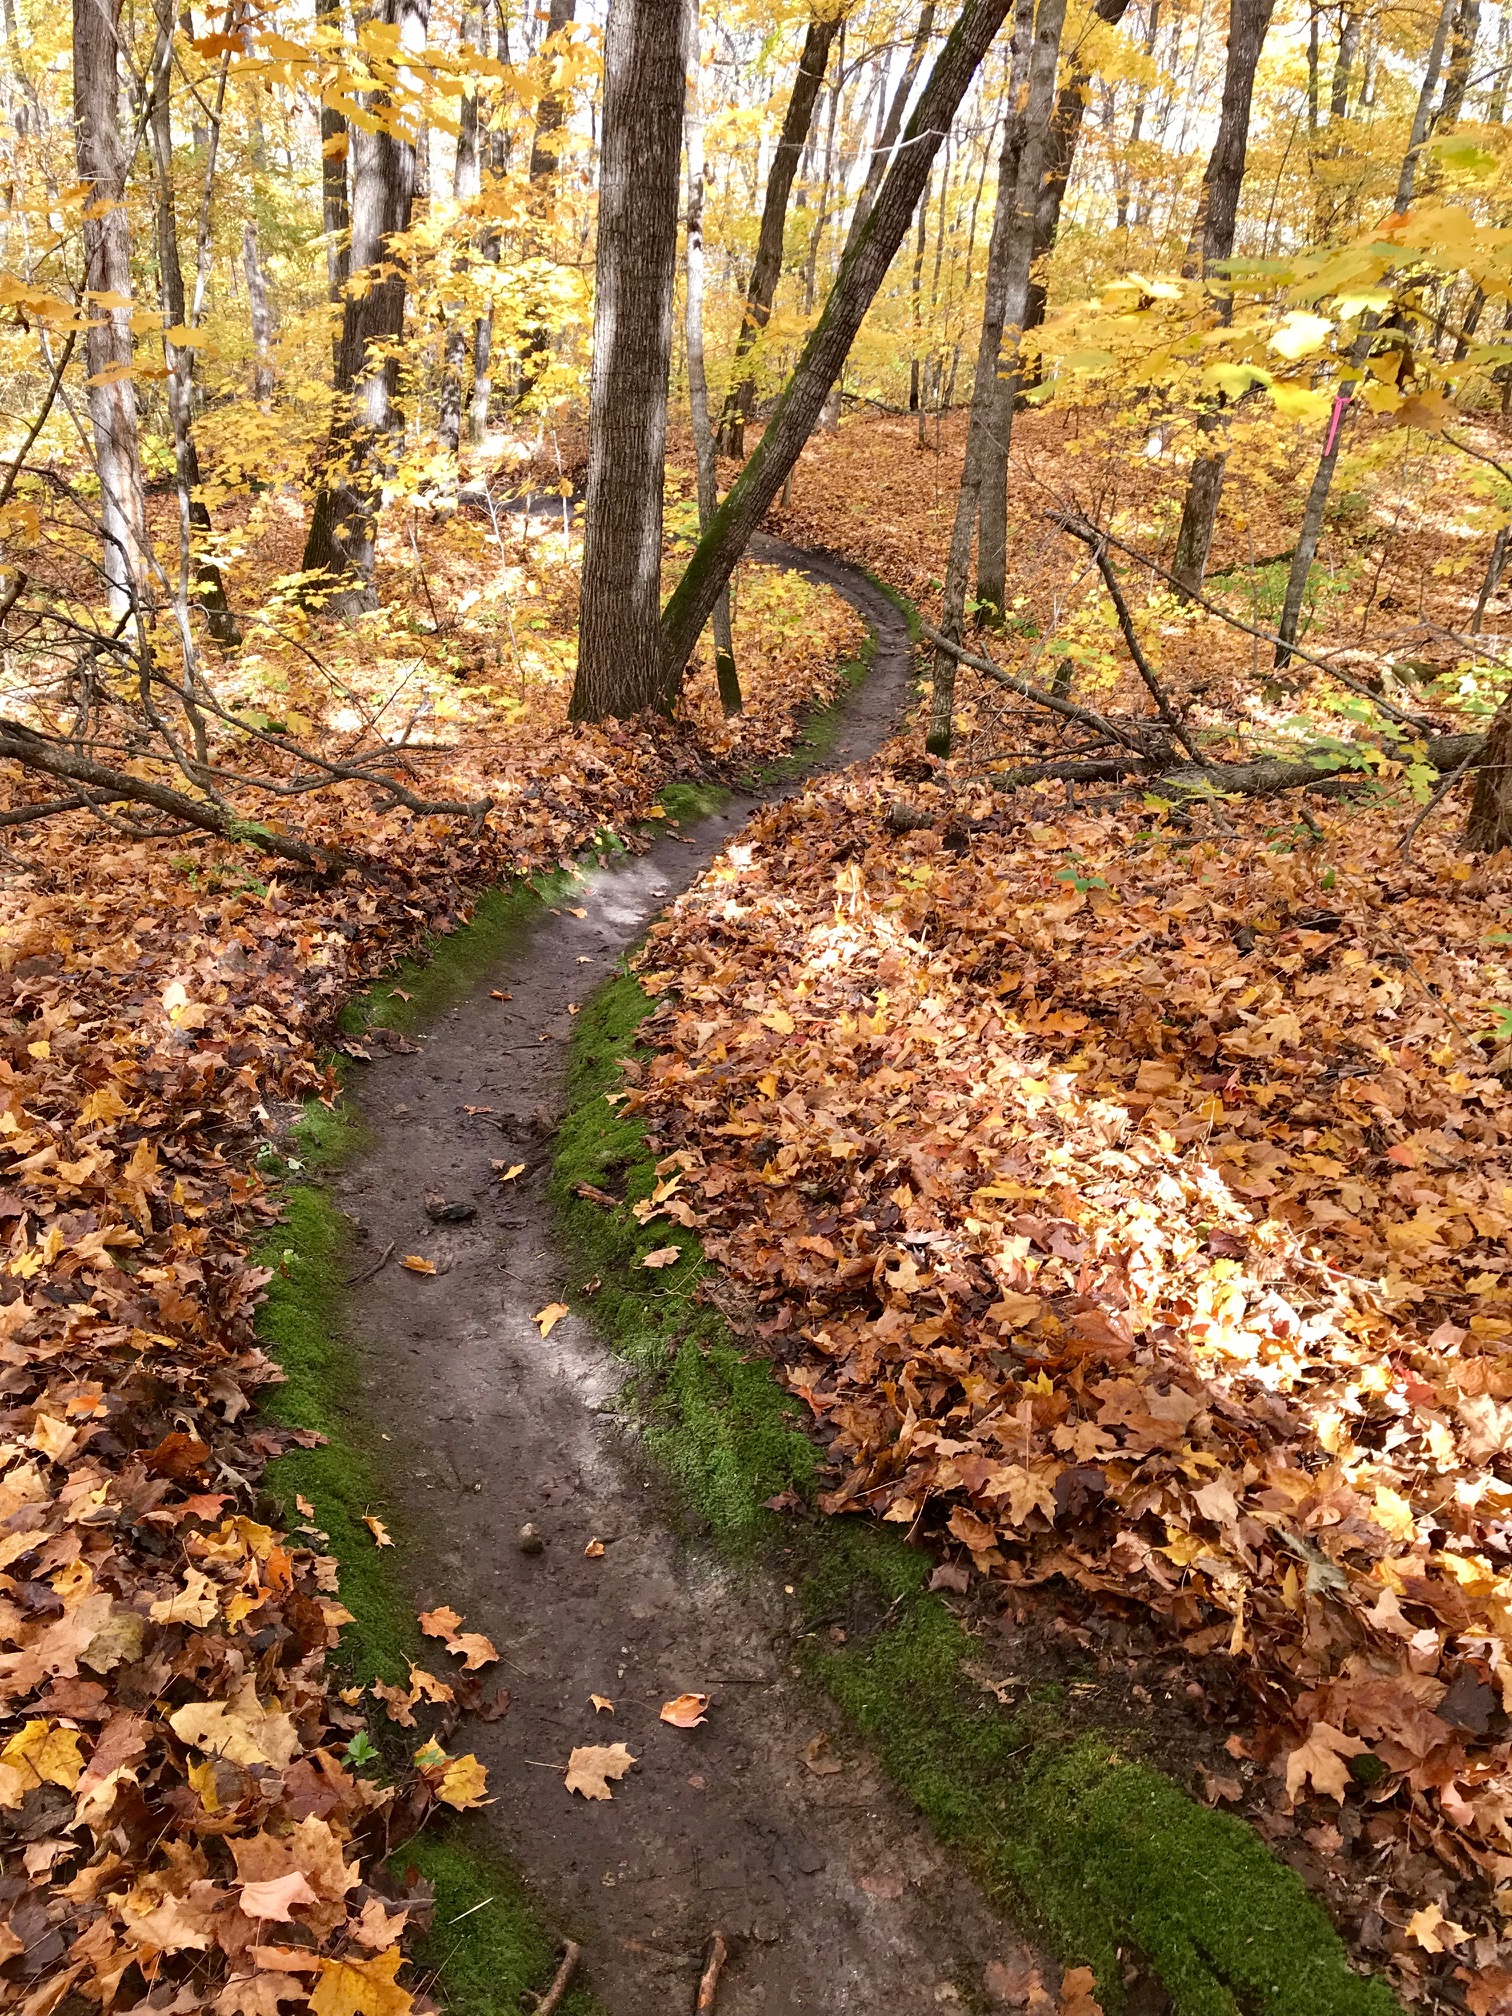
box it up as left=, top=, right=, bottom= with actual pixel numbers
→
left=323, top=554, right=1044, bottom=2012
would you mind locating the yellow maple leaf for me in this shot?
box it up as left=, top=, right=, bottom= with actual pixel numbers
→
left=1, top=1719, right=85, bottom=1793
left=534, top=1301, right=569, bottom=1337
left=310, top=1946, right=412, bottom=2016
left=564, top=1742, right=636, bottom=1799
left=437, top=1753, right=489, bottom=1809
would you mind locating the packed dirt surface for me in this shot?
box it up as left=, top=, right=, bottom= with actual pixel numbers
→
left=327, top=544, right=1031, bottom=2012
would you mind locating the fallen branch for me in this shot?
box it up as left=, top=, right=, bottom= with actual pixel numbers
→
left=916, top=620, right=1158, bottom=755
left=1139, top=732, right=1484, bottom=804
left=0, top=718, right=393, bottom=878
left=695, top=1932, right=730, bottom=2013
left=529, top=1940, right=581, bottom=2016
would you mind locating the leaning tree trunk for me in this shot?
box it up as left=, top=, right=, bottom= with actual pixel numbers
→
left=301, top=0, right=430, bottom=614
left=716, top=11, right=841, bottom=459
left=1466, top=689, right=1512, bottom=852
left=1274, top=0, right=1456, bottom=664
left=74, top=0, right=150, bottom=620
left=316, top=0, right=351, bottom=383
left=930, top=0, right=1066, bottom=755
left=685, top=25, right=741, bottom=715
left=438, top=2, right=482, bottom=458
left=148, top=0, right=237, bottom=644
left=1170, top=0, right=1276, bottom=601
left=568, top=0, right=689, bottom=721
left=657, top=0, right=1016, bottom=702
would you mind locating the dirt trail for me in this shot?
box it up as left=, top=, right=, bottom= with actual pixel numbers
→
left=330, top=541, right=1017, bottom=2012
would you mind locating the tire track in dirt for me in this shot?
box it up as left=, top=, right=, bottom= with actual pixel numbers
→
left=328, top=540, right=1023, bottom=2013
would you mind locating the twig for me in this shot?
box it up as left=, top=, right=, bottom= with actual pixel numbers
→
left=1057, top=518, right=1206, bottom=765
left=529, top=1940, right=581, bottom=2016
left=0, top=331, right=78, bottom=514
left=1399, top=747, right=1480, bottom=860
left=694, top=1932, right=729, bottom=2013
left=343, top=1240, right=394, bottom=1287
left=915, top=620, right=1149, bottom=752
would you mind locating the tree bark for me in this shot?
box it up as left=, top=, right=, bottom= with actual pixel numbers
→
left=840, top=3, right=938, bottom=261
left=316, top=0, right=351, bottom=384
left=1023, top=0, right=1132, bottom=339
left=1439, top=0, right=1481, bottom=125
left=242, top=217, right=276, bottom=406
left=1274, top=0, right=1456, bottom=663
left=301, top=0, right=431, bottom=615
left=439, top=3, right=482, bottom=457
left=970, top=0, right=1064, bottom=641
left=568, top=0, right=689, bottom=721
left=658, top=0, right=1017, bottom=703
left=1466, top=691, right=1512, bottom=851
left=716, top=13, right=841, bottom=458
left=74, top=0, right=150, bottom=620
left=974, top=0, right=1034, bottom=594
left=685, top=8, right=740, bottom=714
left=469, top=0, right=510, bottom=445
left=516, top=0, right=577, bottom=401
left=1171, top=0, right=1276, bottom=600
left=148, top=0, right=237, bottom=644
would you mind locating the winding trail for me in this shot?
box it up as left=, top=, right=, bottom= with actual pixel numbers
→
left=329, top=541, right=1015, bottom=2012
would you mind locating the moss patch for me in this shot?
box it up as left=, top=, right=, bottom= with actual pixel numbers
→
left=552, top=976, right=1400, bottom=2016
left=256, top=1094, right=604, bottom=2014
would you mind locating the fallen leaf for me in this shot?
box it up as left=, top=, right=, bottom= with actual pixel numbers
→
left=310, top=1945, right=412, bottom=2016
left=436, top=1752, right=489, bottom=1809
left=1407, top=1902, right=1468, bottom=1953
left=534, top=1302, right=570, bottom=1337
left=590, top=1694, right=614, bottom=1713
left=565, top=1742, right=636, bottom=1800
left=803, top=1733, right=843, bottom=1776
left=641, top=1246, right=681, bottom=1269
left=497, top=1163, right=526, bottom=1183
left=1059, top=1965, right=1104, bottom=2016
left=240, top=1871, right=321, bottom=1922
left=363, top=1515, right=393, bottom=1547
left=583, top=1537, right=606, bottom=1557
left=1284, top=1722, right=1368, bottom=1803
left=660, top=1692, right=710, bottom=1728
left=399, top=1255, right=436, bottom=1276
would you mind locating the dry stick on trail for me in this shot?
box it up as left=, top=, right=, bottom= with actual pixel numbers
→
left=529, top=1939, right=581, bottom=2016
left=716, top=11, right=841, bottom=459
left=657, top=0, right=1018, bottom=700
left=927, top=0, right=1065, bottom=756
left=684, top=22, right=741, bottom=714
left=694, top=1932, right=730, bottom=2013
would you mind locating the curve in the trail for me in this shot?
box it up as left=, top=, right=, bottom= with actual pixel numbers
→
left=328, top=542, right=1014, bottom=2014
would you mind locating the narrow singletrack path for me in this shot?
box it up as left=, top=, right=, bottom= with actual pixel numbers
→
left=329, top=541, right=1016, bottom=2012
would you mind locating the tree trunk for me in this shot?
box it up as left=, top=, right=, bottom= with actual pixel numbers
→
left=439, top=3, right=482, bottom=458
left=1115, top=0, right=1159, bottom=228
left=658, top=0, right=1016, bottom=705
left=1466, top=691, right=1512, bottom=851
left=148, top=0, right=237, bottom=644
left=528, top=0, right=577, bottom=180
left=840, top=3, right=938, bottom=261
left=515, top=0, right=576, bottom=401
left=1439, top=0, right=1481, bottom=125
left=316, top=0, right=351, bottom=384
left=930, top=0, right=1066, bottom=755
left=975, top=0, right=1056, bottom=628
left=242, top=217, right=276, bottom=406
left=469, top=0, right=509, bottom=446
left=716, top=12, right=841, bottom=458
left=568, top=0, right=689, bottom=721
left=1171, top=0, right=1275, bottom=600
left=1023, top=0, right=1131, bottom=340
left=301, top=0, right=430, bottom=615
left=1330, top=8, right=1359, bottom=118
left=1274, top=0, right=1456, bottom=663
left=685, top=7, right=740, bottom=714
left=74, top=0, right=150, bottom=620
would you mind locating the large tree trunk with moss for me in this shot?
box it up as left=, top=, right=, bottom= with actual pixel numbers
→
left=929, top=0, right=1066, bottom=756
left=1467, top=692, right=1512, bottom=852
left=658, top=0, right=1016, bottom=702
left=1171, top=0, right=1275, bottom=601
left=301, top=0, right=430, bottom=615
left=715, top=12, right=841, bottom=459
left=74, top=0, right=150, bottom=621
left=568, top=0, right=689, bottom=720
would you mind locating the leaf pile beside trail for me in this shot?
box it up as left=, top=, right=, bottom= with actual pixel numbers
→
left=0, top=575, right=861, bottom=2016
left=631, top=761, right=1512, bottom=2000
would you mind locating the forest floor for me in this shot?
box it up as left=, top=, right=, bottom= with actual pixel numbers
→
left=3, top=407, right=1512, bottom=2016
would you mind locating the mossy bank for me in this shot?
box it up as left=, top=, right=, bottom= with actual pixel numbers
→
left=550, top=973, right=1402, bottom=2016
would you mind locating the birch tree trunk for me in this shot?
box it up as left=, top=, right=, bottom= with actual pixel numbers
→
left=930, top=0, right=1066, bottom=755
left=316, top=0, right=351, bottom=384
left=1170, top=0, right=1276, bottom=600
left=716, top=12, right=840, bottom=458
left=568, top=0, right=689, bottom=720
left=657, top=0, right=1016, bottom=700
left=74, top=0, right=150, bottom=620
left=685, top=26, right=741, bottom=714
left=242, top=217, right=276, bottom=406
left=148, top=0, right=237, bottom=644
left=439, top=3, right=481, bottom=457
left=301, top=0, right=430, bottom=615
